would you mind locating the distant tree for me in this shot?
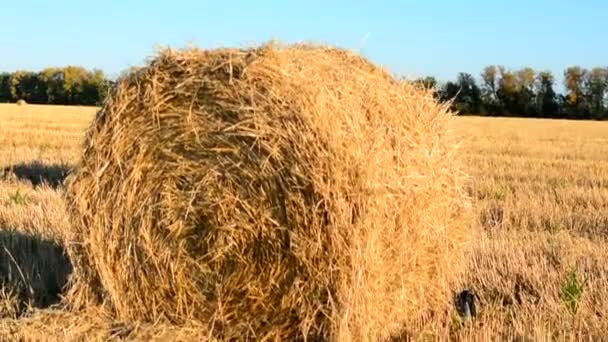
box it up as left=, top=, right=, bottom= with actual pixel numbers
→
left=412, top=76, right=438, bottom=89
left=62, top=66, right=89, bottom=104
left=439, top=81, right=460, bottom=105
left=564, top=66, right=587, bottom=118
left=410, top=76, right=439, bottom=99
left=492, top=66, right=538, bottom=116
left=583, top=67, right=608, bottom=119
left=440, top=73, right=481, bottom=114
left=401, top=65, right=608, bottom=120
left=82, top=69, right=110, bottom=105
left=40, top=68, right=67, bottom=104
left=0, top=73, right=10, bottom=102
left=535, top=71, right=559, bottom=118
left=516, top=67, right=536, bottom=116
left=10, top=71, right=28, bottom=100
left=496, top=67, right=520, bottom=115
left=0, top=66, right=111, bottom=106
left=480, top=65, right=500, bottom=114
left=9, top=70, right=47, bottom=103
left=457, top=72, right=482, bottom=114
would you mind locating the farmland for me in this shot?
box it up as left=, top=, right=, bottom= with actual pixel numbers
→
left=0, top=103, right=607, bottom=340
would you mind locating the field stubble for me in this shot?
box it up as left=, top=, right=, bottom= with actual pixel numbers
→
left=0, top=104, right=607, bottom=340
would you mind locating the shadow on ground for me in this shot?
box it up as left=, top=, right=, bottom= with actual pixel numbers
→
left=0, top=229, right=72, bottom=316
left=1, top=162, right=72, bottom=189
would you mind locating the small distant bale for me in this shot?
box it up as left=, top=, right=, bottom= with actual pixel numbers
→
left=15, top=99, right=27, bottom=106
left=65, top=42, right=472, bottom=340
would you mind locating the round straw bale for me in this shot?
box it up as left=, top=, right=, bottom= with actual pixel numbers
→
left=65, top=42, right=472, bottom=340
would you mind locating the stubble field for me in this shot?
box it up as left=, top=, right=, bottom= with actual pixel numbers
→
left=0, top=103, right=607, bottom=340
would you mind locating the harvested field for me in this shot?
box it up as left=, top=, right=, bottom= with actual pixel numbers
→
left=0, top=91, right=607, bottom=339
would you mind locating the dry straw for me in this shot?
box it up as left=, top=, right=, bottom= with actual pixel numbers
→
left=0, top=229, right=71, bottom=317
left=64, top=41, right=472, bottom=341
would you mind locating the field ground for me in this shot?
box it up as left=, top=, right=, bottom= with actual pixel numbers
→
left=0, top=103, right=607, bottom=340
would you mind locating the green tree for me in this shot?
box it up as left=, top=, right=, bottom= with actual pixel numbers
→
left=40, top=68, right=67, bottom=104
left=440, top=73, right=481, bottom=114
left=584, top=67, right=608, bottom=119
left=82, top=69, right=110, bottom=105
left=480, top=65, right=500, bottom=114
left=62, top=66, right=89, bottom=104
left=439, top=81, right=459, bottom=105
left=58, top=66, right=110, bottom=105
left=535, top=71, right=559, bottom=118
left=9, top=71, right=47, bottom=103
left=1, top=66, right=110, bottom=105
left=0, top=73, right=10, bottom=102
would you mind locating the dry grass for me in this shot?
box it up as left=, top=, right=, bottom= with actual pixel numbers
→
left=448, top=117, right=608, bottom=340
left=0, top=106, right=607, bottom=339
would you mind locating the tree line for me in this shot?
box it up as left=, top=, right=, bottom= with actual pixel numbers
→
left=414, top=66, right=608, bottom=120
left=2, top=64, right=607, bottom=119
left=0, top=66, right=111, bottom=106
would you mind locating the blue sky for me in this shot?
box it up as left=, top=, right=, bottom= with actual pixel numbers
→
left=1, top=1, right=606, bottom=86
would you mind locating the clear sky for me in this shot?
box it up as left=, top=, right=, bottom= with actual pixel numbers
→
left=1, top=1, right=606, bottom=85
